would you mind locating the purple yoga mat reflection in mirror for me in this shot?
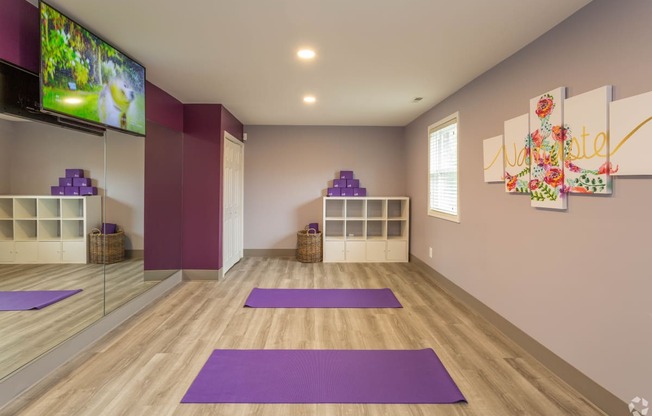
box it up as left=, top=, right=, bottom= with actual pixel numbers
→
left=244, top=288, right=402, bottom=308
left=0, top=289, right=83, bottom=311
left=181, top=349, right=466, bottom=404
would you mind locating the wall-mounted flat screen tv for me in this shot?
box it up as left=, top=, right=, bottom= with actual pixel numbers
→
left=39, top=1, right=146, bottom=136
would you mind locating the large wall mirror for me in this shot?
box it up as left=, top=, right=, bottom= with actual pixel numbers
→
left=0, top=115, right=179, bottom=381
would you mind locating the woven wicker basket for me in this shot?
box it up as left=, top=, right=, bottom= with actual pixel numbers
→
left=296, top=227, right=322, bottom=263
left=89, top=229, right=125, bottom=264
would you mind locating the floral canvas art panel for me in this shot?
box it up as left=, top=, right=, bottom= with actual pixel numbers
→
left=609, top=90, right=652, bottom=176
left=563, top=86, right=613, bottom=193
left=503, top=114, right=529, bottom=193
left=483, top=135, right=504, bottom=183
left=529, top=87, right=567, bottom=210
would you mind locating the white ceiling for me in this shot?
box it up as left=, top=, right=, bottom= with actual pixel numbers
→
left=33, top=0, right=592, bottom=126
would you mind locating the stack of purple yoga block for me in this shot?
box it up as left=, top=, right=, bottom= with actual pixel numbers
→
left=50, top=169, right=98, bottom=196
left=327, top=170, right=367, bottom=197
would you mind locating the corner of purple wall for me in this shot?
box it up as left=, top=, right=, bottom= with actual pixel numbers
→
left=0, top=0, right=40, bottom=73
left=145, top=82, right=184, bottom=132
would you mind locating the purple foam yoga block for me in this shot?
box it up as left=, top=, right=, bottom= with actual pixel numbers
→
left=73, top=177, right=91, bottom=187
left=79, top=186, right=97, bottom=196
left=353, top=188, right=367, bottom=196
left=340, top=188, right=353, bottom=196
left=65, top=169, right=84, bottom=178
left=327, top=187, right=341, bottom=196
left=308, top=223, right=319, bottom=233
left=102, top=223, right=117, bottom=234
left=346, top=179, right=359, bottom=188
left=59, top=177, right=73, bottom=187
left=51, top=186, right=65, bottom=196
left=340, top=170, right=354, bottom=180
left=64, top=186, right=80, bottom=196
left=333, top=179, right=346, bottom=188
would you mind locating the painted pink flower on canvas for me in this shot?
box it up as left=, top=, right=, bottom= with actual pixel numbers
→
left=535, top=95, right=555, bottom=119
left=564, top=159, right=581, bottom=173
left=597, top=161, right=619, bottom=175
left=552, top=125, right=568, bottom=142
left=544, top=167, right=564, bottom=188
left=531, top=129, right=543, bottom=148
left=529, top=179, right=540, bottom=190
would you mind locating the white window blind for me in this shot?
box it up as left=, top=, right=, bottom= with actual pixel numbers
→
left=428, top=113, right=459, bottom=222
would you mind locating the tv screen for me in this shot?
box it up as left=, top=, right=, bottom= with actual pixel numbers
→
left=39, top=1, right=146, bottom=136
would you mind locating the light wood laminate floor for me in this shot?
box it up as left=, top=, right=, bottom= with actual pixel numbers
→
left=0, top=259, right=157, bottom=379
left=1, top=257, right=605, bottom=415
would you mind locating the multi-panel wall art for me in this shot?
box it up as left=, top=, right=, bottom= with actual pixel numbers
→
left=482, top=84, right=652, bottom=210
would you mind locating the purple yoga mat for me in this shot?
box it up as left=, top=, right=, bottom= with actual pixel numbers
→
left=244, top=288, right=402, bottom=308
left=181, top=349, right=466, bottom=404
left=0, top=289, right=83, bottom=311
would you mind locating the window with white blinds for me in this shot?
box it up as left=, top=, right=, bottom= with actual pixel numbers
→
left=428, top=113, right=460, bottom=222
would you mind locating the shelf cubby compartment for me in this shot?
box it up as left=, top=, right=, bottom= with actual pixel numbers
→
left=324, top=199, right=345, bottom=218
left=14, top=198, right=37, bottom=219
left=61, top=198, right=84, bottom=219
left=38, top=220, right=61, bottom=241
left=14, top=220, right=37, bottom=240
left=387, top=220, right=408, bottom=239
left=366, top=199, right=385, bottom=219
left=345, top=220, right=365, bottom=239
left=387, top=199, right=408, bottom=219
left=346, top=199, right=365, bottom=219
left=62, top=220, right=84, bottom=241
left=366, top=220, right=385, bottom=239
left=0, top=198, right=13, bottom=219
left=38, top=198, right=61, bottom=219
left=0, top=220, right=13, bottom=240
left=324, top=220, right=345, bottom=239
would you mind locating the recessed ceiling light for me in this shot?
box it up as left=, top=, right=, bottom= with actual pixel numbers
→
left=303, top=95, right=316, bottom=104
left=297, top=49, right=316, bottom=60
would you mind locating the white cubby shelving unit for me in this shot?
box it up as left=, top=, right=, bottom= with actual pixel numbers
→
left=322, top=197, right=409, bottom=262
left=0, top=196, right=101, bottom=264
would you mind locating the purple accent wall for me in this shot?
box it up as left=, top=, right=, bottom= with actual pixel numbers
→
left=145, top=82, right=183, bottom=133
left=183, top=104, right=223, bottom=270
left=0, top=0, right=39, bottom=73
left=182, top=104, right=244, bottom=271
left=144, top=120, right=183, bottom=270
left=221, top=106, right=244, bottom=140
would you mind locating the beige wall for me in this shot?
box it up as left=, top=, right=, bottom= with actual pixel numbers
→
left=105, top=130, right=145, bottom=250
left=6, top=121, right=144, bottom=249
left=243, top=126, right=405, bottom=249
left=405, top=0, right=652, bottom=403
left=0, top=119, right=13, bottom=193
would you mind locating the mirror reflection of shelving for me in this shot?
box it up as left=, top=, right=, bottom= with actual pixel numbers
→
left=14, top=198, right=37, bottom=219
left=38, top=199, right=60, bottom=218
left=62, top=220, right=84, bottom=241
left=38, top=220, right=61, bottom=241
left=0, top=196, right=100, bottom=264
left=62, top=198, right=84, bottom=219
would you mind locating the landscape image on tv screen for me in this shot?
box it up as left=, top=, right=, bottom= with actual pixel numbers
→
left=40, top=1, right=146, bottom=136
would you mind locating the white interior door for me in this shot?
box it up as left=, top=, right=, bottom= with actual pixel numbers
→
left=223, top=132, right=244, bottom=275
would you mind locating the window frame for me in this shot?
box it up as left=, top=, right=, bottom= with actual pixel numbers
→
left=427, top=112, right=460, bottom=223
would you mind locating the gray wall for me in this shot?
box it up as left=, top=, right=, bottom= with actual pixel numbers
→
left=244, top=126, right=405, bottom=249
left=6, top=121, right=144, bottom=249
left=0, top=119, right=13, bottom=193
left=405, top=0, right=652, bottom=403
